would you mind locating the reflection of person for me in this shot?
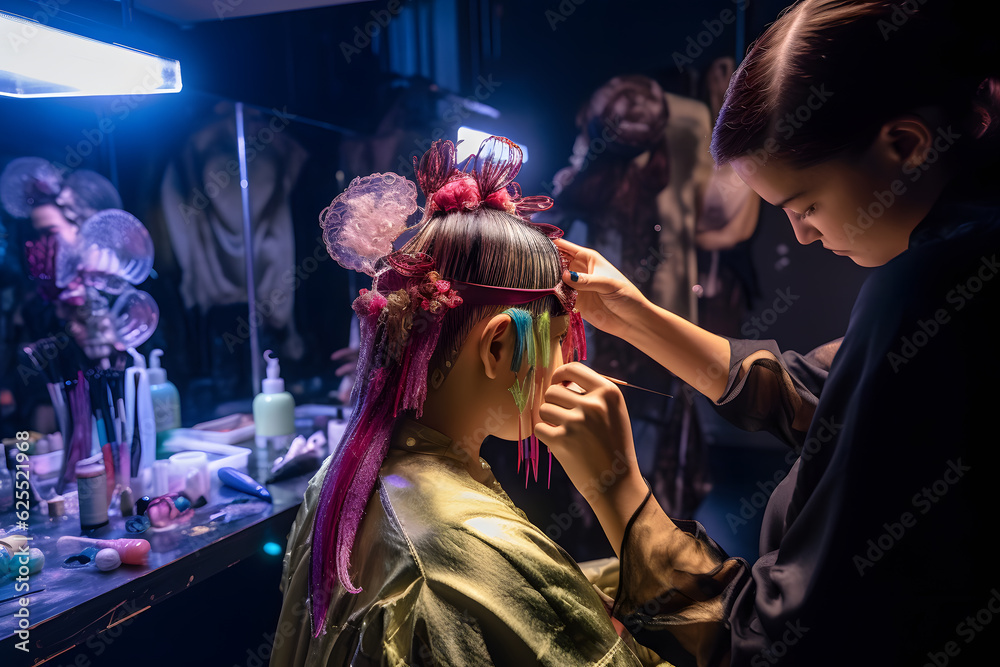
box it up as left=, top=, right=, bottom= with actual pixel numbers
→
left=272, top=138, right=664, bottom=666
left=0, top=161, right=132, bottom=432
left=1, top=161, right=129, bottom=353
left=159, top=102, right=307, bottom=378
left=695, top=56, right=762, bottom=337
left=548, top=73, right=757, bottom=525
left=0, top=158, right=122, bottom=246
left=538, top=2, right=1000, bottom=664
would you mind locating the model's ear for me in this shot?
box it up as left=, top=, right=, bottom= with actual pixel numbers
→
left=479, top=313, right=512, bottom=380
left=880, top=115, right=935, bottom=170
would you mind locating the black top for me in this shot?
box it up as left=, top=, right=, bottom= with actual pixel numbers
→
left=613, top=182, right=1000, bottom=666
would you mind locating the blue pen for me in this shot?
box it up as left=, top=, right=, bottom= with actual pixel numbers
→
left=218, top=467, right=272, bottom=502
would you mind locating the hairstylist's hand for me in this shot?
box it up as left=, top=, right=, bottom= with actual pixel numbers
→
left=535, top=362, right=649, bottom=555
left=554, top=238, right=652, bottom=343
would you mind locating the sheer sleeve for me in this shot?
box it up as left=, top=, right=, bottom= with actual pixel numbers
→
left=611, top=487, right=750, bottom=667
left=712, top=336, right=841, bottom=450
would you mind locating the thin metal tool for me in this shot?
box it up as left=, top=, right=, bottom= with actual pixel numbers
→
left=600, top=375, right=674, bottom=398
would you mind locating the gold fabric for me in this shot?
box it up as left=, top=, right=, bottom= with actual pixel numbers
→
left=270, top=419, right=670, bottom=666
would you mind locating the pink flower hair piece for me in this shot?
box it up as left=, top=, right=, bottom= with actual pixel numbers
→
left=319, top=172, right=419, bottom=276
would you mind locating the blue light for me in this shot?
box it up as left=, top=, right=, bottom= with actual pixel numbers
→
left=263, top=541, right=282, bottom=557
left=457, top=127, right=528, bottom=164
left=0, top=12, right=182, bottom=99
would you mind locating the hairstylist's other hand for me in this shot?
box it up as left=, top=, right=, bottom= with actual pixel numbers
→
left=535, top=362, right=649, bottom=554
left=554, top=238, right=652, bottom=342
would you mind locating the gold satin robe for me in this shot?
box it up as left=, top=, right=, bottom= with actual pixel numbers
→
left=269, top=420, right=669, bottom=666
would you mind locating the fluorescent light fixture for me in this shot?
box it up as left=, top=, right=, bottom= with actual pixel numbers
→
left=457, top=127, right=529, bottom=164
left=0, top=12, right=182, bottom=99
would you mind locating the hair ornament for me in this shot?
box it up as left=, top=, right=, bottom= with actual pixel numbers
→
left=319, top=172, right=419, bottom=276
left=413, top=136, right=561, bottom=235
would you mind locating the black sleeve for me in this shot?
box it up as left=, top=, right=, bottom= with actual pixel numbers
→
left=712, top=336, right=842, bottom=451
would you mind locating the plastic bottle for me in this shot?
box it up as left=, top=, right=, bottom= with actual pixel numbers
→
left=125, top=348, right=156, bottom=498
left=148, top=349, right=182, bottom=457
left=253, top=350, right=296, bottom=462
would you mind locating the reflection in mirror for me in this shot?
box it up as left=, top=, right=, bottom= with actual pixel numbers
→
left=147, top=99, right=354, bottom=420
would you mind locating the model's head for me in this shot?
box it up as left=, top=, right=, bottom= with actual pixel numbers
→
left=711, top=0, right=1000, bottom=266
left=310, top=137, right=584, bottom=632
left=397, top=206, right=569, bottom=439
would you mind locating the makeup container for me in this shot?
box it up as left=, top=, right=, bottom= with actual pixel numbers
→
left=76, top=454, right=109, bottom=530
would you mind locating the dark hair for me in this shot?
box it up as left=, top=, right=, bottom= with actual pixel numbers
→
left=711, top=0, right=1000, bottom=189
left=401, top=206, right=563, bottom=377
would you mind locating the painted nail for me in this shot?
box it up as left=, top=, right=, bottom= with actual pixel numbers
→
left=569, top=271, right=579, bottom=282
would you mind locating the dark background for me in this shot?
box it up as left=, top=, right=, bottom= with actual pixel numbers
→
left=0, top=1, right=872, bottom=664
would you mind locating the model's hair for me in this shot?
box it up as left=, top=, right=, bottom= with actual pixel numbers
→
left=400, top=206, right=562, bottom=376
left=711, top=0, right=1000, bottom=190
left=310, top=197, right=567, bottom=633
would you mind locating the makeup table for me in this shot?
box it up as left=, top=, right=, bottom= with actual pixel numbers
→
left=0, top=443, right=313, bottom=665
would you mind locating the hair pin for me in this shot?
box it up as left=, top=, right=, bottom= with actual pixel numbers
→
left=600, top=374, right=673, bottom=398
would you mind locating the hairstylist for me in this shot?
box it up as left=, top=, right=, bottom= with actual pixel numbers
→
left=537, top=1, right=1000, bottom=665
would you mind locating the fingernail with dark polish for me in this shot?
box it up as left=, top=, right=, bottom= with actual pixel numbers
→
left=569, top=271, right=579, bottom=282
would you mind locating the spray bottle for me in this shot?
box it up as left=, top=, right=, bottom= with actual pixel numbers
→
left=253, top=350, right=296, bottom=461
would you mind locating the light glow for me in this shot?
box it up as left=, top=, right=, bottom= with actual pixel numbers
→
left=457, top=127, right=529, bottom=164
left=0, top=12, right=182, bottom=99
